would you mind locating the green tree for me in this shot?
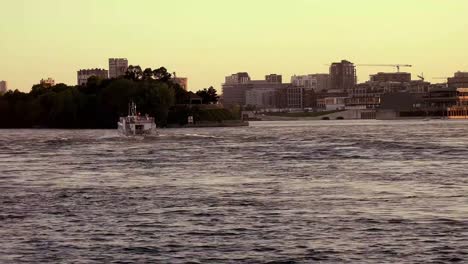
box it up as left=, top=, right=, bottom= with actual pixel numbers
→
left=196, top=86, right=219, bottom=104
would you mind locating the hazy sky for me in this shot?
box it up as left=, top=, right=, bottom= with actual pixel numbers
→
left=1, top=0, right=468, bottom=92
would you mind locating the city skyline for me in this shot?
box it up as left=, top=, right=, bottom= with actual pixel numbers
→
left=1, top=0, right=468, bottom=92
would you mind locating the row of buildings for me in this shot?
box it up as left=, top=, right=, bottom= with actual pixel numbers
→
left=221, top=60, right=468, bottom=118
left=221, top=60, right=358, bottom=109
left=76, top=58, right=189, bottom=90
left=77, top=58, right=129, bottom=86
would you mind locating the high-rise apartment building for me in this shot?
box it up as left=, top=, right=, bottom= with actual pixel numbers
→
left=330, top=60, right=357, bottom=91
left=0, top=81, right=7, bottom=94
left=77, top=69, right=109, bottom=86
left=109, top=58, right=128, bottom=78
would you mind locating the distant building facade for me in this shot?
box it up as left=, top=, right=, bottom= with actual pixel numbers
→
left=330, top=60, right=356, bottom=91
left=77, top=69, right=108, bottom=86
left=265, top=74, right=282, bottom=83
left=448, top=72, right=468, bottom=88
left=371, top=72, right=411, bottom=83
left=40, top=78, right=55, bottom=87
left=0, top=81, right=7, bottom=94
left=286, top=86, right=304, bottom=109
left=109, top=58, right=128, bottom=78
left=245, top=88, right=277, bottom=108
left=222, top=72, right=252, bottom=106
left=291, top=74, right=330, bottom=92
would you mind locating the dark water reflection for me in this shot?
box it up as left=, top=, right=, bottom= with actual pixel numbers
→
left=0, top=120, right=467, bottom=263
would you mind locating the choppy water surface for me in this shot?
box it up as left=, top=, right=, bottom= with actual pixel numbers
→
left=1, top=120, right=467, bottom=263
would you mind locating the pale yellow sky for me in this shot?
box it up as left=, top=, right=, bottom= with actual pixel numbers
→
left=1, top=0, right=468, bottom=92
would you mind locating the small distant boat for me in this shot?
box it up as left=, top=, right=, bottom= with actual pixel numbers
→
left=118, top=101, right=157, bottom=136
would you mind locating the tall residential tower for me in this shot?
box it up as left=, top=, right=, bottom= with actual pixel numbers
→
left=330, top=60, right=357, bottom=92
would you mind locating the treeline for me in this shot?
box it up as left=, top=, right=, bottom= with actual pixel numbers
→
left=0, top=66, right=226, bottom=128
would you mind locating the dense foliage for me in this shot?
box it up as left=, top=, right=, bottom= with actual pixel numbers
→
left=0, top=66, right=225, bottom=128
left=196, top=86, right=219, bottom=104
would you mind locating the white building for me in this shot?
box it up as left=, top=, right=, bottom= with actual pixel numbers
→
left=109, top=58, right=128, bottom=78
left=323, top=97, right=347, bottom=111
left=0, top=81, right=7, bottom=94
left=291, top=74, right=330, bottom=92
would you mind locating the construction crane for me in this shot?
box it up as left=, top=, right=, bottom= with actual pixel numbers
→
left=356, top=64, right=412, bottom=72
left=417, top=73, right=425, bottom=81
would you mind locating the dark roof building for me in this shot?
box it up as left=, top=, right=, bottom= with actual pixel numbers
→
left=330, top=60, right=356, bottom=91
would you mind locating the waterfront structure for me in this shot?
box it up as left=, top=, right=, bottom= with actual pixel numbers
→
left=40, top=78, right=55, bottom=87
left=0, top=81, right=7, bottom=94
left=448, top=72, right=468, bottom=88
left=291, top=74, right=330, bottom=92
left=448, top=88, right=468, bottom=119
left=370, top=72, right=411, bottom=83
left=423, top=87, right=458, bottom=109
left=77, top=69, right=108, bottom=86
left=377, top=92, right=423, bottom=119
left=109, top=58, right=128, bottom=78
left=408, top=80, right=431, bottom=94
left=330, top=60, right=356, bottom=91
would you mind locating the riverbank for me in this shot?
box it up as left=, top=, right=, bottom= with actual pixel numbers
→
left=168, top=120, right=249, bottom=128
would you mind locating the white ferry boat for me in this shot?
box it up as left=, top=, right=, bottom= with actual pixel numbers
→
left=118, top=102, right=157, bottom=136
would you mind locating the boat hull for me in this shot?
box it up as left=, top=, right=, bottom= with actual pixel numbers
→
left=118, top=122, right=157, bottom=137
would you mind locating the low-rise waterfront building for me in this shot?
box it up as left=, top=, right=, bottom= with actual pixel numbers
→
left=448, top=72, right=468, bottom=88
left=77, top=69, right=109, bottom=86
left=447, top=88, right=468, bottom=119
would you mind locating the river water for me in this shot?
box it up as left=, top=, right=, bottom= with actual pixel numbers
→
left=0, top=120, right=467, bottom=263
